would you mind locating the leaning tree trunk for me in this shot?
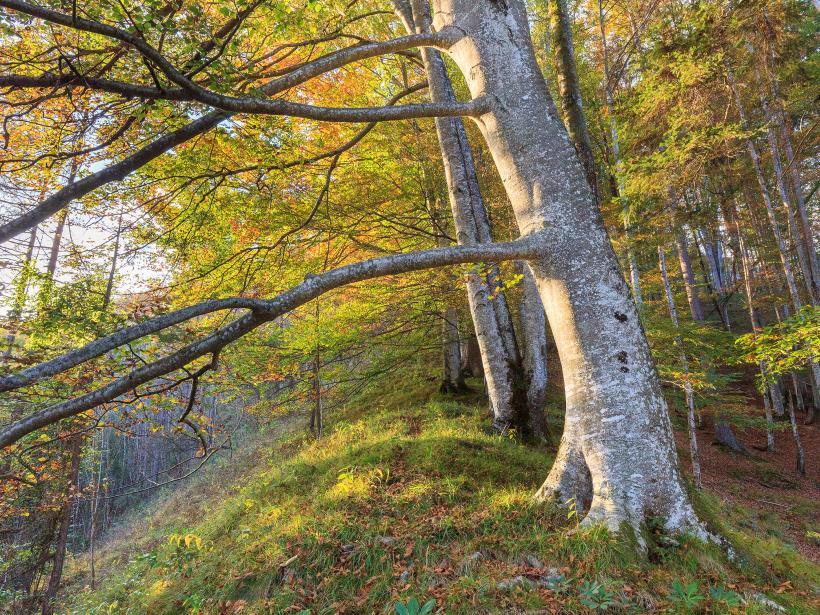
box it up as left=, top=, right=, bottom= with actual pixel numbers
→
left=394, top=1, right=532, bottom=433
left=433, top=0, right=702, bottom=536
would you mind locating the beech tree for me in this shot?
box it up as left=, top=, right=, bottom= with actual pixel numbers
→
left=0, top=0, right=708, bottom=539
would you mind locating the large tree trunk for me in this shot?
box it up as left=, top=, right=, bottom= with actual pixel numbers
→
left=434, top=0, right=702, bottom=536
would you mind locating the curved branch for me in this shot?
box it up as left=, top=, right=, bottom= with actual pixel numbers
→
left=0, top=237, right=540, bottom=449
left=0, top=73, right=190, bottom=100
left=0, top=82, right=431, bottom=244
left=0, top=72, right=480, bottom=121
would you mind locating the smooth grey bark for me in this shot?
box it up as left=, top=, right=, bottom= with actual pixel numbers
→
left=658, top=245, right=702, bottom=490
left=434, top=0, right=701, bottom=536
left=396, top=0, right=531, bottom=433
left=547, top=0, right=599, bottom=202
left=596, top=0, right=642, bottom=307
left=519, top=263, right=550, bottom=441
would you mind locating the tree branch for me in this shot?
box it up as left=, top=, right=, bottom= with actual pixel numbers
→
left=0, top=111, right=228, bottom=244
left=1, top=1, right=458, bottom=110
left=0, top=236, right=540, bottom=448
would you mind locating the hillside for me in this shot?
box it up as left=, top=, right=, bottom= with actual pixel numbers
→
left=61, top=381, right=819, bottom=614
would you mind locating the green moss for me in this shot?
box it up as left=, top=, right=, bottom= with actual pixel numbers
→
left=62, top=379, right=819, bottom=614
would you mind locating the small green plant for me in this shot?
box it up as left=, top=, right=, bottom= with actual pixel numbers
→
left=541, top=573, right=570, bottom=594
left=394, top=597, right=436, bottom=615
left=182, top=592, right=206, bottom=613
left=708, top=585, right=742, bottom=608
left=566, top=497, right=579, bottom=528
left=670, top=580, right=705, bottom=610
left=578, top=581, right=618, bottom=611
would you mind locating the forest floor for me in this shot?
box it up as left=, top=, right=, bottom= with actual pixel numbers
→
left=61, top=379, right=819, bottom=614
left=680, top=420, right=819, bottom=562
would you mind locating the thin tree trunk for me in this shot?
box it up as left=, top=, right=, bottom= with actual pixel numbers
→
left=102, top=214, right=123, bottom=310
left=42, top=435, right=81, bottom=615
left=441, top=305, right=466, bottom=392
left=548, top=0, right=598, bottom=201
left=395, top=1, right=530, bottom=434
left=5, top=224, right=38, bottom=359
left=762, top=95, right=813, bottom=303
left=461, top=336, right=484, bottom=378
left=780, top=117, right=820, bottom=298
left=658, top=245, right=702, bottom=489
left=674, top=226, right=705, bottom=321
left=597, top=0, right=642, bottom=306
left=727, top=66, right=820, bottom=401
left=727, top=66, right=801, bottom=311
left=763, top=45, right=820, bottom=299
left=733, top=204, right=778, bottom=450
left=45, top=209, right=67, bottom=279
left=89, top=431, right=104, bottom=589
left=519, top=263, right=549, bottom=441
left=786, top=387, right=806, bottom=475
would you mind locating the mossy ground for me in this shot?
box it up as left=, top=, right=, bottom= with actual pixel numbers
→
left=62, top=380, right=819, bottom=614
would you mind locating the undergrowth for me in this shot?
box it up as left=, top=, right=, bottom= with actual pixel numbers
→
left=62, top=380, right=819, bottom=614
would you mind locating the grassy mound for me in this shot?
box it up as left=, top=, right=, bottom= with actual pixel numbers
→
left=63, top=382, right=819, bottom=614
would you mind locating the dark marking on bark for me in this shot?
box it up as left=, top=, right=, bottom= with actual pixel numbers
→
left=489, top=0, right=509, bottom=13
left=616, top=351, right=628, bottom=364
left=620, top=366, right=630, bottom=373
left=614, top=311, right=628, bottom=323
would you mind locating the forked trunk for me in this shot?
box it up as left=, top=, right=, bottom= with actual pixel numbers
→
left=434, top=0, right=702, bottom=536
